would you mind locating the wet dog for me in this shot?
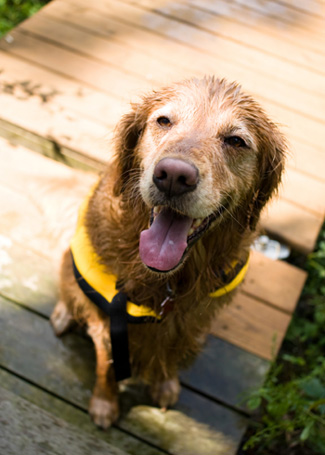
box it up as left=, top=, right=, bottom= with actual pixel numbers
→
left=51, top=77, right=286, bottom=428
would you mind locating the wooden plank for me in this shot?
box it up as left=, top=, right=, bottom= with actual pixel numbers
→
left=0, top=74, right=111, bottom=165
left=0, top=49, right=128, bottom=126
left=262, top=102, right=325, bottom=164
left=0, top=138, right=97, bottom=257
left=103, top=0, right=325, bottom=102
left=187, top=0, right=325, bottom=54
left=0, top=28, right=150, bottom=102
left=287, top=141, right=325, bottom=183
left=234, top=0, right=325, bottom=33
left=0, top=119, right=105, bottom=172
left=43, top=0, right=325, bottom=70
left=262, top=197, right=324, bottom=254
left=52, top=0, right=325, bottom=118
left=0, top=387, right=128, bottom=455
left=211, top=292, right=292, bottom=360
left=133, top=0, right=325, bottom=74
left=41, top=0, right=193, bottom=74
left=1, top=0, right=325, bottom=167
left=38, top=0, right=325, bottom=187
left=0, top=296, right=246, bottom=454
left=278, top=0, right=325, bottom=19
left=0, top=235, right=58, bottom=316
left=0, top=369, right=166, bottom=455
left=20, top=13, right=176, bottom=85
left=280, top=169, right=325, bottom=217
left=242, top=251, right=306, bottom=314
left=50, top=0, right=325, bottom=159
left=180, top=336, right=269, bottom=412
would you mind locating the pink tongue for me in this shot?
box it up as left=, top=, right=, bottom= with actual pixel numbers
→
left=139, top=208, right=193, bottom=271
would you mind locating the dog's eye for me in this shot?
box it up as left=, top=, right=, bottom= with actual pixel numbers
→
left=157, top=116, right=172, bottom=128
left=224, top=136, right=247, bottom=148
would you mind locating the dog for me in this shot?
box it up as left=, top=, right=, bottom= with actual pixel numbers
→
left=50, top=76, right=286, bottom=429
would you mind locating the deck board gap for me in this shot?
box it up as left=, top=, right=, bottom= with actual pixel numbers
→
left=286, top=166, right=325, bottom=185
left=17, top=28, right=146, bottom=85
left=276, top=0, right=325, bottom=19
left=180, top=382, right=251, bottom=419
left=0, top=292, right=50, bottom=320
left=280, top=196, right=324, bottom=219
left=240, top=290, right=293, bottom=316
left=0, top=365, right=89, bottom=415
left=0, top=41, right=131, bottom=105
left=0, top=364, right=173, bottom=455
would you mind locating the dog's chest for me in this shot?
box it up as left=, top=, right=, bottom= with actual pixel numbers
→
left=127, top=295, right=214, bottom=375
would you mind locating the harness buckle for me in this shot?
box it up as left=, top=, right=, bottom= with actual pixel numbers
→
left=159, top=281, right=175, bottom=316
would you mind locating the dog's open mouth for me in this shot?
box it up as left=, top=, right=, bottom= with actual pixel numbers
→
left=139, top=206, right=224, bottom=272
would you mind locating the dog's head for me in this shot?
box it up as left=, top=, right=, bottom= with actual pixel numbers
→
left=113, top=77, right=286, bottom=273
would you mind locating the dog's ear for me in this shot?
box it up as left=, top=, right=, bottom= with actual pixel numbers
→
left=246, top=125, right=286, bottom=231
left=112, top=103, right=148, bottom=197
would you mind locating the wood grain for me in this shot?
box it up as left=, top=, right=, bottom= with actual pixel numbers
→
left=180, top=335, right=269, bottom=412
left=0, top=369, right=166, bottom=455
left=133, top=0, right=325, bottom=74
left=242, top=251, right=306, bottom=314
left=262, top=197, right=324, bottom=254
left=187, top=0, right=325, bottom=53
left=0, top=296, right=245, bottom=454
left=211, top=292, right=292, bottom=360
left=0, top=387, right=127, bottom=455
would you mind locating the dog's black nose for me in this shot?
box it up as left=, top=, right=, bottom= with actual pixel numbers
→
left=153, top=158, right=199, bottom=197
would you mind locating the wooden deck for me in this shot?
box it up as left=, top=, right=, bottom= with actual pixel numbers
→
left=0, top=1, right=324, bottom=453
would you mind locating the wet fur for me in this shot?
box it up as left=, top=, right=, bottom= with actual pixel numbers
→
left=51, top=77, right=286, bottom=428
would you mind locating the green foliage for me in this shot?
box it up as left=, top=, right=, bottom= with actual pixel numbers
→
left=0, top=0, right=50, bottom=37
left=243, top=225, right=325, bottom=454
left=245, top=360, right=325, bottom=453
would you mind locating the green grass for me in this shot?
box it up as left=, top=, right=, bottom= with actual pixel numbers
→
left=0, top=0, right=50, bottom=37
left=242, top=225, right=325, bottom=455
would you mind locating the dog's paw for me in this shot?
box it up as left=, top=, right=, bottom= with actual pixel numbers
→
left=50, top=300, right=75, bottom=336
left=150, top=377, right=181, bottom=409
left=89, top=396, right=119, bottom=429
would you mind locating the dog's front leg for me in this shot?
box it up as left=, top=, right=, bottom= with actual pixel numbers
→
left=88, top=325, right=119, bottom=429
left=150, top=376, right=181, bottom=409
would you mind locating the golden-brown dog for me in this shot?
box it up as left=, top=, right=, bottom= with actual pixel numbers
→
left=50, top=77, right=286, bottom=429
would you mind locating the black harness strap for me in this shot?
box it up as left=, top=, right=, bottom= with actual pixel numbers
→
left=109, top=291, right=131, bottom=381
left=72, top=254, right=131, bottom=381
